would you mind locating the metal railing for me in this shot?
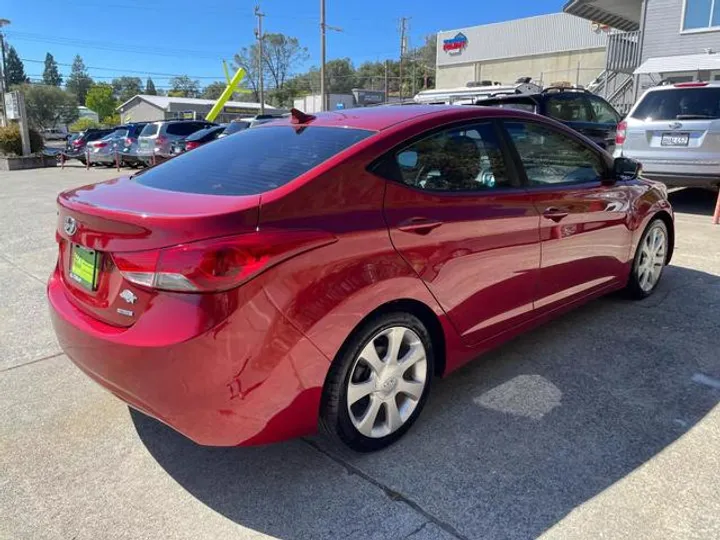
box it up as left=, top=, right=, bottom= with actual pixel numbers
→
left=606, top=30, right=641, bottom=74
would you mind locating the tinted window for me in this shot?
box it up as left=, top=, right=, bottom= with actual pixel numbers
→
left=482, top=99, right=537, bottom=113
left=588, top=96, right=620, bottom=123
left=140, top=123, right=159, bottom=136
left=165, top=122, right=202, bottom=136
left=223, top=121, right=250, bottom=135
left=546, top=95, right=593, bottom=122
left=188, top=127, right=223, bottom=142
left=127, top=124, right=147, bottom=137
left=631, top=88, right=720, bottom=120
left=136, top=126, right=372, bottom=196
left=391, top=123, right=510, bottom=192
left=505, top=121, right=604, bottom=185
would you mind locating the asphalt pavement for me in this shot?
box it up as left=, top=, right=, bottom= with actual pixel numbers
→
left=1, top=166, right=719, bottom=540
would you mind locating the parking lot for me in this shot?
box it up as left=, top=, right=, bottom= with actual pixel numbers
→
left=1, top=165, right=719, bottom=540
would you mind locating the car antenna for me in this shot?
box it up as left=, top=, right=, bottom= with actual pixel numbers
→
left=290, top=108, right=316, bottom=125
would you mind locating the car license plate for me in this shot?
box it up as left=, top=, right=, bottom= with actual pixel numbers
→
left=661, top=133, right=690, bottom=147
left=69, top=244, right=99, bottom=291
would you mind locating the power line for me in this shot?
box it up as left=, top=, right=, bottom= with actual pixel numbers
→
left=21, top=58, right=223, bottom=79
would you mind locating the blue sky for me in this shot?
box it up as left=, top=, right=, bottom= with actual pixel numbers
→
left=4, top=0, right=565, bottom=91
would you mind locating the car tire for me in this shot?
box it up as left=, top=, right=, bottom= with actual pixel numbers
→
left=320, top=312, right=434, bottom=453
left=626, top=218, right=669, bottom=299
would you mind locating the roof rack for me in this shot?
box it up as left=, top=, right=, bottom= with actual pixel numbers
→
left=541, top=86, right=589, bottom=94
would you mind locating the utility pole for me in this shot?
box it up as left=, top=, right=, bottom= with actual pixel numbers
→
left=399, top=17, right=409, bottom=101
left=254, top=5, right=265, bottom=115
left=320, top=0, right=326, bottom=111
left=384, top=60, right=389, bottom=103
left=0, top=19, right=10, bottom=127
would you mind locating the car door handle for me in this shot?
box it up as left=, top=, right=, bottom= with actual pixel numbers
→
left=397, top=217, right=443, bottom=234
left=542, top=208, right=569, bottom=222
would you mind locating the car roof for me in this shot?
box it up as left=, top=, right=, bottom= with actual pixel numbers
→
left=266, top=104, right=534, bottom=131
left=644, top=81, right=720, bottom=92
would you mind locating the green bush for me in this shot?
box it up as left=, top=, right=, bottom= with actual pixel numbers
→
left=70, top=117, right=102, bottom=132
left=0, top=123, right=44, bottom=156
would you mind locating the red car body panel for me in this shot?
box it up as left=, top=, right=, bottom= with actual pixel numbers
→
left=48, top=105, right=674, bottom=446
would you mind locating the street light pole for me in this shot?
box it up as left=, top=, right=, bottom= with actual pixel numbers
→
left=320, top=0, right=326, bottom=111
left=254, top=5, right=265, bottom=115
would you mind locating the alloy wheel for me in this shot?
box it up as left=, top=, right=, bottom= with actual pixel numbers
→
left=346, top=326, right=428, bottom=439
left=636, top=224, right=667, bottom=292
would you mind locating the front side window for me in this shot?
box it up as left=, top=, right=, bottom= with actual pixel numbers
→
left=683, top=0, right=720, bottom=30
left=504, top=121, right=605, bottom=186
left=545, top=95, right=594, bottom=123
left=588, top=96, right=621, bottom=123
left=391, top=123, right=510, bottom=192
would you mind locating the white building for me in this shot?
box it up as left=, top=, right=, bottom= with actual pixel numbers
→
left=436, top=13, right=609, bottom=89
left=117, top=95, right=275, bottom=124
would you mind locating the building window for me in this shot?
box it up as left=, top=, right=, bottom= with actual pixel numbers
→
left=683, top=0, right=720, bottom=30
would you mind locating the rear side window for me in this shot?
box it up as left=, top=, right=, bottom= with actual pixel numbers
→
left=631, top=88, right=720, bottom=120
left=588, top=96, right=620, bottom=123
left=545, top=95, right=593, bottom=122
left=140, top=123, right=159, bottom=136
left=135, top=126, right=372, bottom=195
left=482, top=99, right=536, bottom=113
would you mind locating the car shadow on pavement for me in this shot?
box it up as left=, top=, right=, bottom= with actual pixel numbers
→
left=668, top=188, right=718, bottom=217
left=132, top=265, right=720, bottom=540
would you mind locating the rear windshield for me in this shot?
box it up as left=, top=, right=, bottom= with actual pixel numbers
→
left=135, top=126, right=373, bottom=195
left=632, top=88, right=720, bottom=120
left=224, top=121, right=250, bottom=135
left=140, top=123, right=160, bottom=136
left=482, top=100, right=536, bottom=113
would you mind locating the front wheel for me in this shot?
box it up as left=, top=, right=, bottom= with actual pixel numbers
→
left=626, top=218, right=669, bottom=299
left=321, top=312, right=434, bottom=452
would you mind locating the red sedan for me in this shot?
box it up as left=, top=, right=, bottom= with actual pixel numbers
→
left=48, top=105, right=674, bottom=452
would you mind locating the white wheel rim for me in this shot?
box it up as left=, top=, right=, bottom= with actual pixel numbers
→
left=636, top=224, right=667, bottom=293
left=346, top=326, right=428, bottom=439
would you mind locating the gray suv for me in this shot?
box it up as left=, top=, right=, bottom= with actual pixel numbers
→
left=615, top=82, right=720, bottom=188
left=137, top=120, right=215, bottom=165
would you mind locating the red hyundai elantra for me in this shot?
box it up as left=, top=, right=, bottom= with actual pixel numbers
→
left=49, top=105, right=674, bottom=452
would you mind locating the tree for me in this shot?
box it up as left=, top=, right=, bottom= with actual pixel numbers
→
left=145, top=77, right=157, bottom=95
left=66, top=55, right=94, bottom=105
left=111, top=76, right=143, bottom=102
left=201, top=81, right=228, bottom=100
left=233, top=44, right=263, bottom=102
left=69, top=117, right=102, bottom=132
left=42, top=53, right=63, bottom=86
left=263, top=33, right=308, bottom=90
left=325, top=58, right=356, bottom=94
left=85, top=83, right=117, bottom=122
left=168, top=75, right=200, bottom=98
left=5, top=46, right=28, bottom=86
left=15, top=84, right=79, bottom=129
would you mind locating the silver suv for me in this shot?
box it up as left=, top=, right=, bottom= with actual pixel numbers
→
left=615, top=82, right=720, bottom=188
left=137, top=120, right=215, bottom=165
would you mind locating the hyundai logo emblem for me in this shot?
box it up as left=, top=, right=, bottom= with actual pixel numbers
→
left=63, top=216, right=77, bottom=236
left=669, top=121, right=683, bottom=130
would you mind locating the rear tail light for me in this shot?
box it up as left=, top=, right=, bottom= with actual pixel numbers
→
left=185, top=141, right=200, bottom=151
left=155, top=136, right=167, bottom=147
left=112, top=231, right=336, bottom=292
left=94, top=142, right=108, bottom=148
left=616, top=120, right=627, bottom=145
left=124, top=137, right=135, bottom=147
left=674, top=82, right=709, bottom=87
left=72, top=139, right=82, bottom=147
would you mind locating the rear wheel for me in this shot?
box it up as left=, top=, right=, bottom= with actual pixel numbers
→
left=626, top=218, right=668, bottom=299
left=321, top=312, right=434, bottom=452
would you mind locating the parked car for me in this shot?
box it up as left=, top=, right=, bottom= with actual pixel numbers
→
left=86, top=129, right=128, bottom=166
left=480, top=87, right=622, bottom=153
left=615, top=81, right=720, bottom=189
left=137, top=120, right=215, bottom=165
left=49, top=105, right=674, bottom=453
left=67, top=128, right=115, bottom=162
left=171, top=125, right=226, bottom=155
left=41, top=128, right=69, bottom=141
left=116, top=122, right=149, bottom=168
left=216, top=120, right=250, bottom=138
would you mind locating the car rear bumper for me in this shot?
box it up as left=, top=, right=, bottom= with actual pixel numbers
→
left=48, top=267, right=330, bottom=446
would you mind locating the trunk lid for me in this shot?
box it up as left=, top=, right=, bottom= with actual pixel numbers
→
left=56, top=175, right=260, bottom=327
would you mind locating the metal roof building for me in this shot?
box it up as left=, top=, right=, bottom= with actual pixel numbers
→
left=436, top=13, right=608, bottom=89
left=117, top=95, right=276, bottom=124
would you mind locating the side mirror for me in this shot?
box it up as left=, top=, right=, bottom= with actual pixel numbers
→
left=614, top=157, right=640, bottom=180
left=397, top=150, right=419, bottom=169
